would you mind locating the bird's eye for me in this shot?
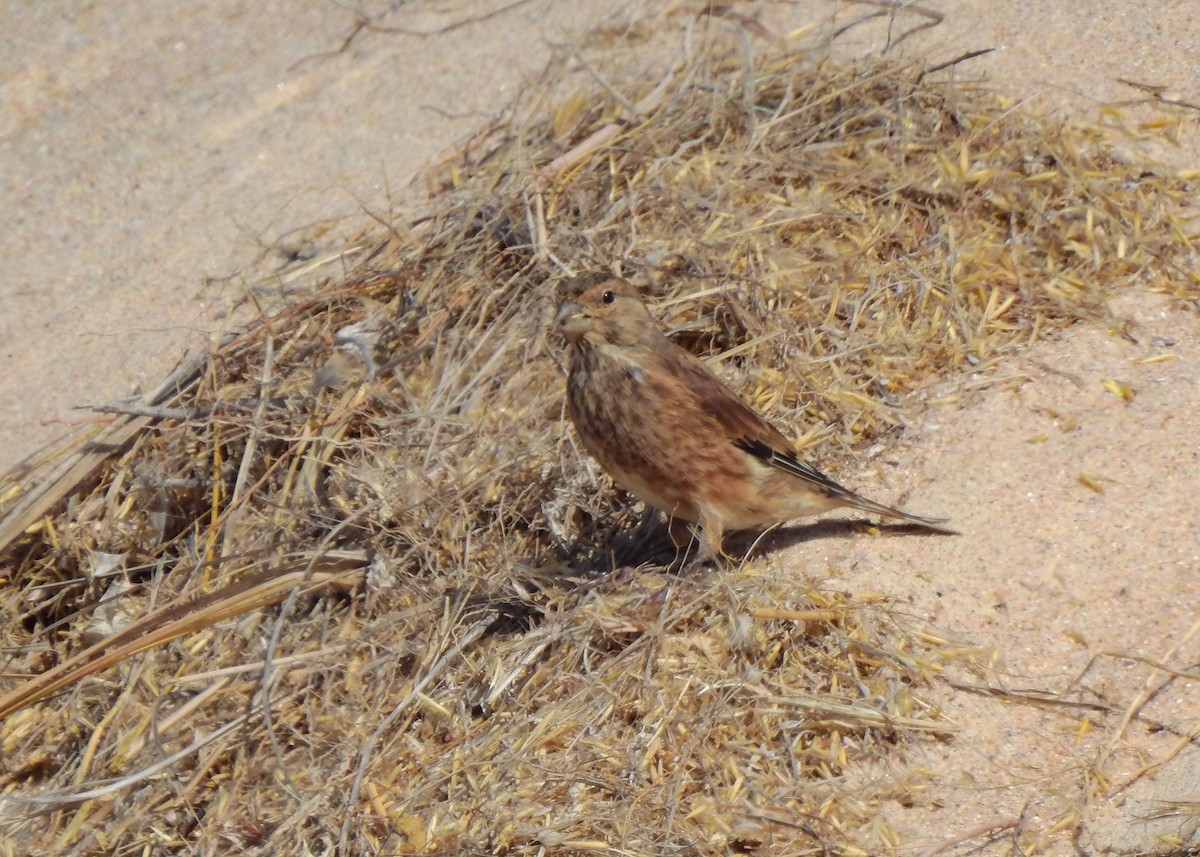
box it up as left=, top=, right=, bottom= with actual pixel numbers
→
left=601, top=290, right=616, bottom=305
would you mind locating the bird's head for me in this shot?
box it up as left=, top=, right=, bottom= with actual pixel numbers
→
left=553, top=274, right=662, bottom=348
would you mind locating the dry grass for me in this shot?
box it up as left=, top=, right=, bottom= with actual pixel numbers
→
left=1, top=21, right=1196, bottom=857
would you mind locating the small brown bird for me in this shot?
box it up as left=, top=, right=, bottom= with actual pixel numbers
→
left=554, top=273, right=946, bottom=560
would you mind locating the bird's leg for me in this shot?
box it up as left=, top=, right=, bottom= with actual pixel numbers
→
left=697, top=507, right=726, bottom=566
left=666, top=511, right=727, bottom=568
left=667, top=517, right=692, bottom=550
left=667, top=516, right=702, bottom=568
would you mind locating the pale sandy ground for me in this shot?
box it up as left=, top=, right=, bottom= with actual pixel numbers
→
left=3, top=2, right=1198, bottom=855
left=821, top=293, right=1200, bottom=854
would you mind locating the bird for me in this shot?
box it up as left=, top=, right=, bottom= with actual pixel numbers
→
left=553, top=272, right=947, bottom=561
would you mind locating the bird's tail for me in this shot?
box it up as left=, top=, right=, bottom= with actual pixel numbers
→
left=738, top=437, right=952, bottom=532
left=842, top=491, right=954, bottom=532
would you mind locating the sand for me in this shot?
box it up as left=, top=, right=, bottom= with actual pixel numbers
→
left=2, top=2, right=1198, bottom=854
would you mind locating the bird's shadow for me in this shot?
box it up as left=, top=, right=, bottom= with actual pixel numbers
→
left=560, top=513, right=681, bottom=578
left=560, top=514, right=956, bottom=580
left=733, top=517, right=957, bottom=562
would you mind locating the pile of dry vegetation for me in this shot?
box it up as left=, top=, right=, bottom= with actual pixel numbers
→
left=1, top=21, right=1195, bottom=856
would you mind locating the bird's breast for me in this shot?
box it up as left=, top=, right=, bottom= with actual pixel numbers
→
left=566, top=345, right=700, bottom=519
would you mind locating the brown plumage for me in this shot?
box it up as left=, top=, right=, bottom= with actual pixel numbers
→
left=553, top=273, right=947, bottom=560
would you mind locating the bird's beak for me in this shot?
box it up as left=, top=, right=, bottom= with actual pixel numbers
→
left=554, top=299, right=589, bottom=338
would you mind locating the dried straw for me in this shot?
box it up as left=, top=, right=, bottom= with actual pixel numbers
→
left=1, top=25, right=1195, bottom=857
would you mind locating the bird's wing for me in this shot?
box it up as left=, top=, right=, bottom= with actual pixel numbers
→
left=663, top=344, right=948, bottom=526
left=661, top=346, right=836, bottom=485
